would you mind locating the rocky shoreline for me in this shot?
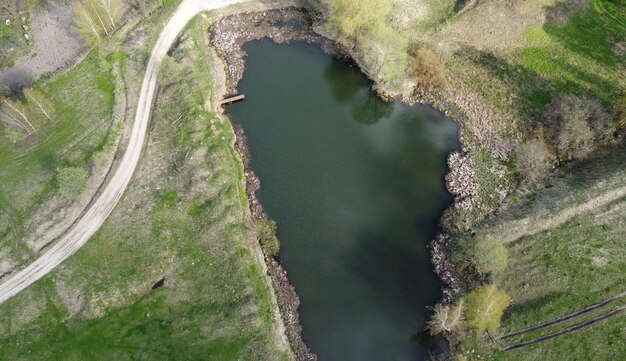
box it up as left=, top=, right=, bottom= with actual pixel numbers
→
left=210, top=5, right=485, bottom=359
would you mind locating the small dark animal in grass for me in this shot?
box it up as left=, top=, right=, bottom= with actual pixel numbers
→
left=151, top=277, right=165, bottom=290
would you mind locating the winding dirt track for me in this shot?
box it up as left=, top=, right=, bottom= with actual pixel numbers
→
left=0, top=0, right=245, bottom=305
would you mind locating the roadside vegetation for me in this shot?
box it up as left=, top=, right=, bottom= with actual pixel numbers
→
left=0, top=49, right=117, bottom=262
left=0, top=4, right=291, bottom=361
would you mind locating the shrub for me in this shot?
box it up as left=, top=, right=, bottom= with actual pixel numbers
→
left=92, top=150, right=109, bottom=167
left=544, top=95, right=614, bottom=160
left=474, top=238, right=508, bottom=276
left=256, top=218, right=280, bottom=258
left=57, top=167, right=89, bottom=199
left=158, top=55, right=184, bottom=87
left=514, top=137, right=554, bottom=184
left=410, top=47, right=447, bottom=93
left=464, top=284, right=510, bottom=332
left=457, top=237, right=508, bottom=277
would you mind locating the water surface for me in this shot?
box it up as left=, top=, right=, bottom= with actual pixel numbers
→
left=227, top=39, right=459, bottom=361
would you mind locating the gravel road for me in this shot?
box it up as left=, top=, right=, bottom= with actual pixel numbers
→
left=0, top=0, right=246, bottom=305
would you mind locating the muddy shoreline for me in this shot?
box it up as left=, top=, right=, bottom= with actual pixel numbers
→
left=210, top=6, right=472, bottom=359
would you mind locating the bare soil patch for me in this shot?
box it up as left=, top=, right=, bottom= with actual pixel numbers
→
left=0, top=0, right=84, bottom=90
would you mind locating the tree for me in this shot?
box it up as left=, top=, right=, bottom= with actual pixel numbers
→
left=464, top=284, right=510, bottom=332
left=359, top=23, right=409, bottom=88
left=410, top=47, right=447, bottom=93
left=514, top=137, right=554, bottom=184
left=327, top=0, right=391, bottom=47
left=544, top=95, right=614, bottom=160
left=58, top=167, right=89, bottom=199
left=74, top=0, right=125, bottom=45
left=426, top=300, right=465, bottom=336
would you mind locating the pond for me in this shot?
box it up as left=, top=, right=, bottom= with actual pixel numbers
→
left=226, top=39, right=459, bottom=361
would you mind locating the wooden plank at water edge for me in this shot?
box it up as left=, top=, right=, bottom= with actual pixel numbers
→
left=218, top=94, right=245, bottom=106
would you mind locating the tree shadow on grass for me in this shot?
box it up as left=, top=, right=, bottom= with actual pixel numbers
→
left=505, top=291, right=567, bottom=324
left=543, top=0, right=625, bottom=69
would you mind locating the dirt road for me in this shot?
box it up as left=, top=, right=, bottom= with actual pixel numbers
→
left=0, top=0, right=246, bottom=305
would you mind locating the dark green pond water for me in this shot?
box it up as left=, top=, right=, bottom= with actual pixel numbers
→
left=227, top=39, right=459, bottom=361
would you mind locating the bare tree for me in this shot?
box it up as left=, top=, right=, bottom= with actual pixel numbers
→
left=74, top=0, right=125, bottom=45
left=426, top=300, right=465, bottom=336
left=514, top=137, right=554, bottom=185
left=23, top=88, right=52, bottom=121
left=2, top=98, right=35, bottom=134
left=0, top=108, right=31, bottom=135
left=544, top=95, right=613, bottom=160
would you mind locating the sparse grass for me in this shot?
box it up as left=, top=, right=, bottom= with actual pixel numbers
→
left=0, top=49, right=117, bottom=259
left=389, top=0, right=456, bottom=37
left=0, top=14, right=290, bottom=361
left=440, top=4, right=626, bottom=358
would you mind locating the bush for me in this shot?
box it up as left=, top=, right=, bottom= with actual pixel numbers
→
left=410, top=47, right=447, bottom=93
left=544, top=95, right=614, bottom=160
left=464, top=284, right=510, bottom=332
left=256, top=218, right=280, bottom=258
left=158, top=55, right=184, bottom=87
left=457, top=237, right=508, bottom=277
left=57, top=167, right=89, bottom=199
left=514, top=137, right=554, bottom=184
